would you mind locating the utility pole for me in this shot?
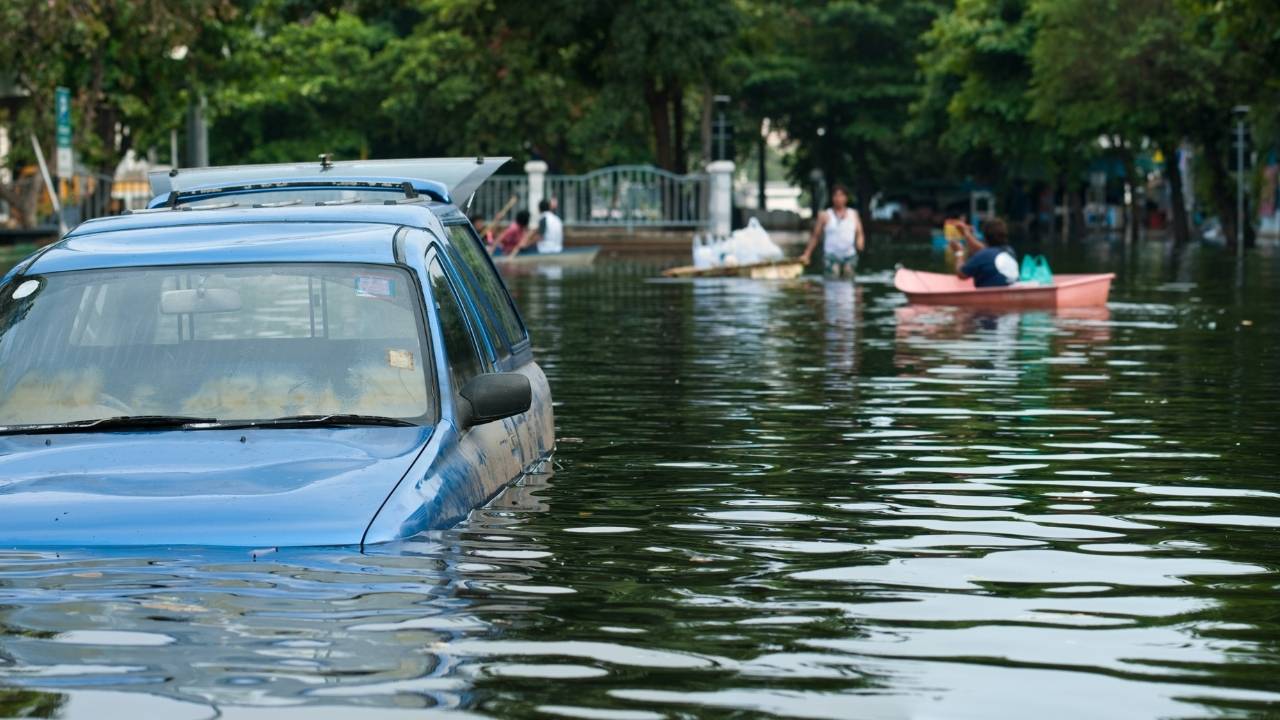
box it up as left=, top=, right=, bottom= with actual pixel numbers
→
left=1233, top=105, right=1250, bottom=256
left=186, top=93, right=209, bottom=168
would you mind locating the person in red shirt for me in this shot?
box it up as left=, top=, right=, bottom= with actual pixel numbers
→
left=494, top=210, right=530, bottom=256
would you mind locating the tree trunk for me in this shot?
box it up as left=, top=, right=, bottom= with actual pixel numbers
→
left=670, top=77, right=686, bottom=175
left=1068, top=181, right=1085, bottom=240
left=643, top=77, right=674, bottom=172
left=700, top=87, right=712, bottom=167
left=1121, top=148, right=1140, bottom=242
left=1202, top=133, right=1240, bottom=249
left=1162, top=142, right=1190, bottom=244
left=0, top=175, right=41, bottom=229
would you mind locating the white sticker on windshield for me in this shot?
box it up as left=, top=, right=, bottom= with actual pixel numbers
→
left=388, top=349, right=414, bottom=370
left=356, top=275, right=395, bottom=298
left=12, top=280, right=39, bottom=300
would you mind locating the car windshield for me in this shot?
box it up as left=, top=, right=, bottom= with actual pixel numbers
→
left=0, top=263, right=433, bottom=428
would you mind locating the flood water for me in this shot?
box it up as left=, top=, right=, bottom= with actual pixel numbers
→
left=1, top=237, right=1279, bottom=719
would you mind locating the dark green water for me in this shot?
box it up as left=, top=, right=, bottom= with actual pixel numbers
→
left=1, top=238, right=1279, bottom=719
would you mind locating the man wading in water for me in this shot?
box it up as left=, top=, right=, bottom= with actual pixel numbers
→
left=801, top=184, right=866, bottom=278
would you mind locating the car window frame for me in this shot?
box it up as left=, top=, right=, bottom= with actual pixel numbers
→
left=424, top=250, right=491, bottom=403
left=441, top=221, right=531, bottom=359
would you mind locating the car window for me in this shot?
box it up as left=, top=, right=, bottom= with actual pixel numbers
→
left=445, top=224, right=528, bottom=352
left=427, top=257, right=484, bottom=395
left=0, top=264, right=433, bottom=426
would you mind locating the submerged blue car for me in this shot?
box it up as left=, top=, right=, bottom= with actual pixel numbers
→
left=0, top=158, right=554, bottom=547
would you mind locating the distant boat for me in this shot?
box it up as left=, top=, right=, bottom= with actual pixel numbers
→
left=662, top=259, right=806, bottom=280
left=894, top=268, right=1114, bottom=308
left=493, top=246, right=600, bottom=268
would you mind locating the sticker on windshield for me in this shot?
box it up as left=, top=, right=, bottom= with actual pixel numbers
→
left=355, top=275, right=395, bottom=298
left=388, top=349, right=414, bottom=370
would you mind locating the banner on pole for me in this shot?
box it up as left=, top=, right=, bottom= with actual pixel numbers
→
left=55, top=86, right=72, bottom=177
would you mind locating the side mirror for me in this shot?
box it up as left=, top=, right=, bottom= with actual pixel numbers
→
left=457, top=373, right=532, bottom=429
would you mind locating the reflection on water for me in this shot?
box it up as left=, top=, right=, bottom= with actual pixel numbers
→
left=2, top=240, right=1280, bottom=718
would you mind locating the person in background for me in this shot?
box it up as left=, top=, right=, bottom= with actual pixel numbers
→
left=942, top=210, right=967, bottom=272
left=800, top=184, right=865, bottom=278
left=950, top=216, right=1019, bottom=287
left=519, top=197, right=564, bottom=255
left=470, top=213, right=494, bottom=248
left=495, top=210, right=531, bottom=256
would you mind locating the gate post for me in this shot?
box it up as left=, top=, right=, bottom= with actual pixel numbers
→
left=707, top=160, right=735, bottom=237
left=525, top=160, right=547, bottom=223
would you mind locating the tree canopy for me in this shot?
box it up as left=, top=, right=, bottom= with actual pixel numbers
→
left=2, top=0, right=1278, bottom=242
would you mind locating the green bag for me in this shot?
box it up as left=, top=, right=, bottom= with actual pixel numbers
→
left=1019, top=255, right=1037, bottom=282
left=1018, top=255, right=1054, bottom=284
left=1032, top=255, right=1053, bottom=285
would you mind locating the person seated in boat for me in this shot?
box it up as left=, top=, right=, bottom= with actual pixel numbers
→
left=800, top=184, right=865, bottom=278
left=950, top=217, right=1019, bottom=287
left=518, top=197, right=564, bottom=255
left=495, top=210, right=531, bottom=256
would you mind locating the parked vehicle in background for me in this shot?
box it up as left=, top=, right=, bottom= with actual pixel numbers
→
left=870, top=192, right=905, bottom=222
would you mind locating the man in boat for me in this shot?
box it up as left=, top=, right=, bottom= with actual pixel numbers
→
left=518, top=197, right=564, bottom=255
left=800, top=184, right=865, bottom=278
left=950, top=217, right=1019, bottom=287
left=495, top=209, right=531, bottom=256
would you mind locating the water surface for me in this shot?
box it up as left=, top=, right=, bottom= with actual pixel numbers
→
left=1, top=238, right=1278, bottom=718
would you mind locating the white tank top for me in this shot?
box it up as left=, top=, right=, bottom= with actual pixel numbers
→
left=823, top=208, right=858, bottom=258
left=536, top=211, right=563, bottom=254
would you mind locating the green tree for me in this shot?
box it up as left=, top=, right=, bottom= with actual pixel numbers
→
left=913, top=0, right=1047, bottom=179
left=503, top=0, right=740, bottom=173
left=0, top=0, right=232, bottom=226
left=1029, top=0, right=1216, bottom=244
left=209, top=9, right=397, bottom=163
left=737, top=0, right=944, bottom=206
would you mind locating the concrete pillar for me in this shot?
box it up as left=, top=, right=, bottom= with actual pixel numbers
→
left=524, top=160, right=547, bottom=224
left=707, top=160, right=735, bottom=236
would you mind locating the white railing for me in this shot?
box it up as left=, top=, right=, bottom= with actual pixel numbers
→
left=47, top=163, right=720, bottom=233
left=470, top=165, right=710, bottom=229
left=547, top=165, right=707, bottom=228
left=466, top=174, right=527, bottom=223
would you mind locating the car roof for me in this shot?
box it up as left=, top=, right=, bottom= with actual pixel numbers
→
left=28, top=203, right=467, bottom=275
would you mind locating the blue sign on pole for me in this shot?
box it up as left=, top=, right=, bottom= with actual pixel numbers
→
left=55, top=86, right=72, bottom=177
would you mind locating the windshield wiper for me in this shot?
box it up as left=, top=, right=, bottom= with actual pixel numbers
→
left=220, top=414, right=417, bottom=429
left=0, top=415, right=218, bottom=436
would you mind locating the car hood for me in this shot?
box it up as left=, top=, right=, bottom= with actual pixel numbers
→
left=0, top=427, right=431, bottom=547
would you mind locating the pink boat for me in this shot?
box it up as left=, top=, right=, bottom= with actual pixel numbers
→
left=894, top=268, right=1114, bottom=309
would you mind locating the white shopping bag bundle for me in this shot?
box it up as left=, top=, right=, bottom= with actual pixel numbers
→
left=692, top=218, right=783, bottom=268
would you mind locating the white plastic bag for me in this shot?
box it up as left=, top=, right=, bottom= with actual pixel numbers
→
left=692, top=234, right=716, bottom=269
left=691, top=219, right=783, bottom=269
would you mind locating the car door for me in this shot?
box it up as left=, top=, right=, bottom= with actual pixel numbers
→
left=441, top=222, right=553, bottom=467
left=424, top=251, right=524, bottom=504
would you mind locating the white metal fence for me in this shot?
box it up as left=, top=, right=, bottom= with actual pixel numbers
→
left=471, top=165, right=709, bottom=229
left=548, top=165, right=707, bottom=228
left=15, top=164, right=712, bottom=232
left=467, top=174, right=527, bottom=224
